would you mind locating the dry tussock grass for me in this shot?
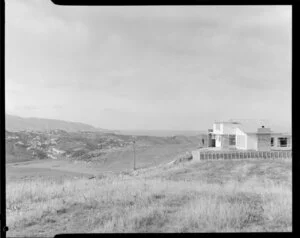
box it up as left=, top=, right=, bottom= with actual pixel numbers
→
left=6, top=159, right=292, bottom=236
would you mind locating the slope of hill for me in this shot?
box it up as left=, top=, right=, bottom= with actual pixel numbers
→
left=6, top=158, right=291, bottom=235
left=5, top=129, right=204, bottom=165
left=5, top=114, right=110, bottom=132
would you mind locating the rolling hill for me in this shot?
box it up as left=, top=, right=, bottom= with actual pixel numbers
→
left=5, top=114, right=113, bottom=132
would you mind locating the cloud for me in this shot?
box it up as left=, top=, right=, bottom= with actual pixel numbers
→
left=5, top=3, right=291, bottom=130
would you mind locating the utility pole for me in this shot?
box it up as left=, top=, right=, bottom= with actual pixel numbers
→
left=132, top=139, right=136, bottom=170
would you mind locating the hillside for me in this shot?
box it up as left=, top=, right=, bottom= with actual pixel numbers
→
left=118, top=130, right=207, bottom=137
left=5, top=129, right=204, bottom=166
left=5, top=114, right=112, bottom=132
left=6, top=158, right=291, bottom=235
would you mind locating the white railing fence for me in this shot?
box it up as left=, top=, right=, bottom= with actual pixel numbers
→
left=191, top=150, right=292, bottom=161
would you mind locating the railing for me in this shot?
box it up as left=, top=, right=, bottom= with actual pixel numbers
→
left=191, top=150, right=292, bottom=161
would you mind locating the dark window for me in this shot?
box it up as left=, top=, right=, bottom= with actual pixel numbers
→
left=229, top=135, right=236, bottom=145
left=278, top=137, right=287, bottom=147
left=271, top=137, right=274, bottom=146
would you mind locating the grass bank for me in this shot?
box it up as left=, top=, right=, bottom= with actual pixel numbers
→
left=6, top=158, right=292, bottom=236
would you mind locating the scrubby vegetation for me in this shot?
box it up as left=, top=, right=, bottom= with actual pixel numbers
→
left=6, top=130, right=202, bottom=163
left=6, top=158, right=291, bottom=236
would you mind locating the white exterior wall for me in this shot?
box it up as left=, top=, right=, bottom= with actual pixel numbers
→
left=247, top=134, right=258, bottom=150
left=213, top=123, right=222, bottom=148
left=222, top=124, right=237, bottom=134
left=215, top=135, right=222, bottom=147
left=213, top=123, right=237, bottom=134
left=213, top=123, right=238, bottom=148
left=235, top=128, right=247, bottom=150
left=213, top=123, right=222, bottom=135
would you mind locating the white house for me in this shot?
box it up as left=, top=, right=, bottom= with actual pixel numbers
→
left=208, top=120, right=292, bottom=151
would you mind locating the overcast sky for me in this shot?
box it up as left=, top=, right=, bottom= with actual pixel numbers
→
left=5, top=1, right=291, bottom=131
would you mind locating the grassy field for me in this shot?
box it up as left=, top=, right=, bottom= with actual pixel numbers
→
left=6, top=158, right=291, bottom=236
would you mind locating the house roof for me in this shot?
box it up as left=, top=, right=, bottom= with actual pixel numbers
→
left=215, top=119, right=291, bottom=135
left=219, top=120, right=269, bottom=134
left=236, top=121, right=267, bottom=134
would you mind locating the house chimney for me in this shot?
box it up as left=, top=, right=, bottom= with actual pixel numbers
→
left=257, top=126, right=271, bottom=151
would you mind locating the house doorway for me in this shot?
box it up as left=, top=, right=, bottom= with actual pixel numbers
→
left=211, top=139, right=216, bottom=147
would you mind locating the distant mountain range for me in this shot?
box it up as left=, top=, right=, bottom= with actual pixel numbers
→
left=5, top=114, right=116, bottom=133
